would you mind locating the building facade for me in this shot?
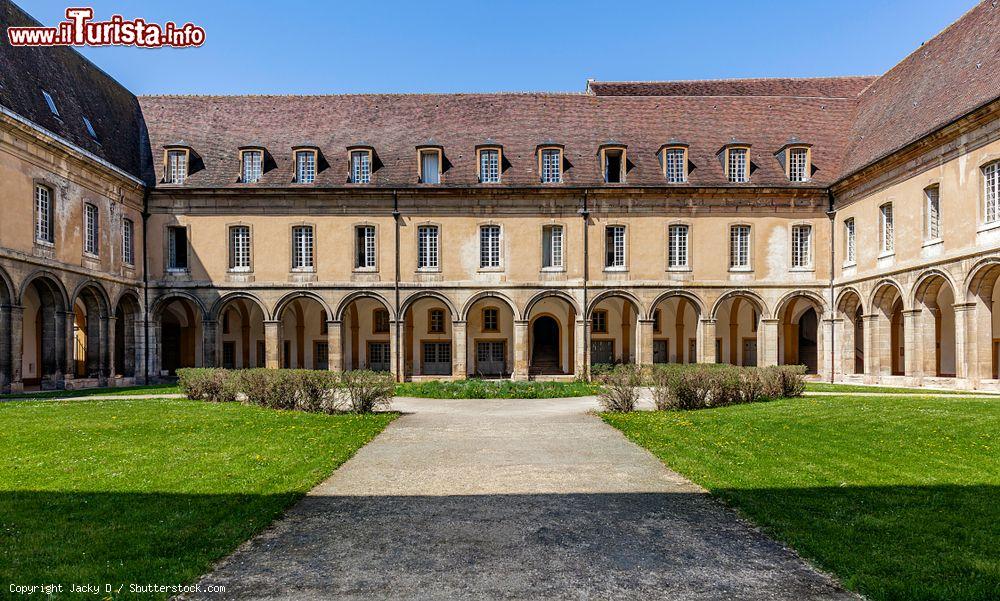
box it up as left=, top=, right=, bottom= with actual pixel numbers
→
left=1, top=0, right=999, bottom=391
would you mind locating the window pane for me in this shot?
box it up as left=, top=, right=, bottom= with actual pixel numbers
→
left=541, top=149, right=561, bottom=183
left=480, top=149, right=500, bottom=183
left=421, top=152, right=439, bottom=184
left=168, top=227, right=188, bottom=270
left=35, top=185, right=51, bottom=243
left=230, top=226, right=251, bottom=271
left=728, top=148, right=748, bottom=183
left=480, top=225, right=500, bottom=268
left=605, top=226, right=625, bottom=268
left=292, top=226, right=314, bottom=269
left=665, top=148, right=686, bottom=183
left=122, top=218, right=134, bottom=265
left=418, top=225, right=439, bottom=269
left=788, top=148, right=808, bottom=182
left=730, top=225, right=750, bottom=268
left=845, top=219, right=856, bottom=263
left=296, top=151, right=316, bottom=183
left=668, top=224, right=688, bottom=268
left=241, top=150, right=262, bottom=183
left=84, top=204, right=98, bottom=255
left=925, top=187, right=940, bottom=239
left=167, top=150, right=187, bottom=184
left=791, top=225, right=811, bottom=268
left=352, top=151, right=371, bottom=184
left=984, top=162, right=999, bottom=224
left=881, top=204, right=894, bottom=252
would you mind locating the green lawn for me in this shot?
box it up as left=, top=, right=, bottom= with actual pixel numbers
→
left=805, top=382, right=996, bottom=395
left=0, top=383, right=182, bottom=400
left=0, top=398, right=395, bottom=598
left=603, top=395, right=999, bottom=601
left=395, top=378, right=601, bottom=398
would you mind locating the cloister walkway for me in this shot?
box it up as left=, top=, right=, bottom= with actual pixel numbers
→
left=185, top=396, right=857, bottom=600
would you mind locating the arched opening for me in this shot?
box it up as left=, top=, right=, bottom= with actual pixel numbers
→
left=72, top=285, right=108, bottom=382
left=589, top=294, right=640, bottom=367
left=779, top=295, right=822, bottom=374
left=714, top=294, right=763, bottom=367
left=650, top=294, right=701, bottom=364
left=156, top=297, right=202, bottom=377
left=871, top=283, right=905, bottom=377
left=217, top=297, right=267, bottom=369
left=914, top=274, right=957, bottom=378
left=0, top=271, right=13, bottom=392
left=402, top=296, right=453, bottom=378
left=836, top=290, right=865, bottom=376
left=114, top=294, right=142, bottom=380
left=341, top=295, right=392, bottom=372
left=965, top=262, right=1000, bottom=381
left=278, top=296, right=329, bottom=370
left=21, top=276, right=66, bottom=389
left=526, top=294, right=576, bottom=376
left=466, top=296, right=514, bottom=378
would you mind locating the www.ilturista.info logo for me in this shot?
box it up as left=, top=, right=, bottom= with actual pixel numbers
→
left=6, top=7, right=205, bottom=48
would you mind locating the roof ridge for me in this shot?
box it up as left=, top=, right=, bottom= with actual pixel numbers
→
left=137, top=91, right=593, bottom=99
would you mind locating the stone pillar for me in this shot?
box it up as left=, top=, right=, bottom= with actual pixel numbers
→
left=575, top=318, right=588, bottom=378
left=452, top=320, right=467, bottom=379
left=903, top=309, right=921, bottom=380
left=637, top=319, right=654, bottom=366
left=389, top=320, right=400, bottom=382
left=863, top=314, right=883, bottom=378
left=103, top=315, right=115, bottom=383
left=760, top=318, right=779, bottom=367
left=62, top=310, right=75, bottom=384
left=202, top=319, right=218, bottom=368
left=8, top=305, right=23, bottom=392
left=918, top=307, right=938, bottom=378
left=135, top=319, right=148, bottom=384
left=264, top=320, right=281, bottom=369
left=147, top=320, right=160, bottom=380
left=952, top=302, right=975, bottom=383
left=697, top=318, right=716, bottom=363
left=512, top=319, right=529, bottom=380
left=823, top=316, right=840, bottom=381
left=327, top=320, right=342, bottom=371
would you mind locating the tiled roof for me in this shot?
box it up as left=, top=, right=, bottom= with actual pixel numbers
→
left=138, top=93, right=854, bottom=188
left=0, top=0, right=146, bottom=180
left=842, top=0, right=1000, bottom=178
left=587, top=77, right=876, bottom=99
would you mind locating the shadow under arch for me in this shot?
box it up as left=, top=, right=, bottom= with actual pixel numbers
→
left=461, top=290, right=520, bottom=322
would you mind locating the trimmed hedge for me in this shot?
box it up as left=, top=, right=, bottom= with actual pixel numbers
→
left=176, top=368, right=393, bottom=414
left=394, top=379, right=601, bottom=399
left=647, top=363, right=805, bottom=411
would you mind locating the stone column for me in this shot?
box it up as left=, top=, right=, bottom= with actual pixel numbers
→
left=637, top=319, right=654, bottom=366
left=327, top=320, right=342, bottom=372
left=452, top=320, right=467, bottom=379
left=862, top=314, right=879, bottom=380
left=147, top=321, right=161, bottom=380
left=823, top=316, right=840, bottom=381
left=512, top=319, right=529, bottom=380
left=759, top=318, right=779, bottom=367
left=103, top=315, right=115, bottom=384
left=389, top=320, right=400, bottom=382
left=135, top=319, right=147, bottom=384
left=62, top=310, right=75, bottom=384
left=202, top=319, right=218, bottom=368
left=575, top=318, right=588, bottom=378
left=903, top=308, right=921, bottom=380
left=263, top=320, right=281, bottom=369
left=918, top=307, right=938, bottom=378
left=697, top=318, right=716, bottom=363
left=952, top=302, right=974, bottom=383
left=8, top=305, right=23, bottom=392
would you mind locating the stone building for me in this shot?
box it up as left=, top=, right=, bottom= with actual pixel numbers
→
left=1, top=0, right=999, bottom=391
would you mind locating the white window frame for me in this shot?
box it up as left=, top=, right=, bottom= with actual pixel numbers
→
left=418, top=149, right=441, bottom=184
left=166, top=226, right=188, bottom=272
left=667, top=223, right=689, bottom=270
left=479, top=224, right=502, bottom=270
left=478, top=148, right=501, bottom=183
left=541, top=224, right=564, bottom=270
left=229, top=225, right=252, bottom=272
left=605, top=225, right=626, bottom=270
left=727, top=147, right=749, bottom=183
left=790, top=224, right=812, bottom=269
left=83, top=116, right=98, bottom=142
left=924, top=185, right=941, bottom=241
left=984, top=161, right=999, bottom=226
left=165, top=149, right=187, bottom=184
left=729, top=224, right=751, bottom=270
left=844, top=218, right=856, bottom=265
left=240, top=149, right=263, bottom=183
left=540, top=148, right=562, bottom=184
left=41, top=90, right=59, bottom=116
left=787, top=147, right=809, bottom=182
left=355, top=225, right=377, bottom=271
left=417, top=225, right=440, bottom=271
left=291, top=225, right=315, bottom=271
left=84, top=203, right=99, bottom=256
left=122, top=217, right=134, bottom=266
left=295, top=150, right=317, bottom=184
left=351, top=150, right=372, bottom=184
left=34, top=184, right=53, bottom=244
left=880, top=202, right=894, bottom=255
left=663, top=147, right=687, bottom=184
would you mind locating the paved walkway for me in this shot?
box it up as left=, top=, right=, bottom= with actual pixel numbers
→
left=187, top=396, right=856, bottom=600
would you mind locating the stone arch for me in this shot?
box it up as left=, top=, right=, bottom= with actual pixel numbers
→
left=869, top=280, right=906, bottom=377
left=399, top=290, right=459, bottom=321
left=524, top=291, right=578, bottom=376
left=587, top=289, right=644, bottom=319
left=401, top=291, right=456, bottom=378
left=712, top=290, right=767, bottom=367
left=71, top=281, right=111, bottom=380
left=965, top=256, right=1000, bottom=380
left=913, top=270, right=959, bottom=378
left=333, top=291, right=391, bottom=322
left=774, top=289, right=827, bottom=321
left=276, top=291, right=334, bottom=322
left=836, top=286, right=867, bottom=316
left=710, top=289, right=768, bottom=321
left=18, top=271, right=69, bottom=387
left=213, top=292, right=270, bottom=369
left=776, top=292, right=825, bottom=375
left=523, top=290, right=580, bottom=321
left=70, top=280, right=111, bottom=315
left=588, top=290, right=643, bottom=365
left=648, top=290, right=704, bottom=365
left=869, top=279, right=907, bottom=315
left=151, top=293, right=206, bottom=377
left=210, top=291, right=272, bottom=322
left=963, top=256, right=1000, bottom=303
left=150, top=291, right=208, bottom=321
left=113, top=290, right=143, bottom=380
left=18, top=270, right=69, bottom=310
left=647, top=290, right=706, bottom=321
left=461, top=290, right=520, bottom=322
left=339, top=291, right=393, bottom=373
left=0, top=265, right=14, bottom=391
left=911, top=269, right=959, bottom=309
left=836, top=288, right=866, bottom=377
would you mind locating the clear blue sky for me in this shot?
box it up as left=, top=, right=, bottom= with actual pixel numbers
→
left=19, top=0, right=978, bottom=95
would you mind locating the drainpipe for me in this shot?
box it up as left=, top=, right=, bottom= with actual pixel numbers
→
left=580, top=190, right=590, bottom=380
left=393, top=190, right=401, bottom=382
left=827, top=191, right=836, bottom=383
left=141, top=186, right=150, bottom=384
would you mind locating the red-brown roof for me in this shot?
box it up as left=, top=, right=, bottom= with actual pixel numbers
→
left=587, top=77, right=876, bottom=99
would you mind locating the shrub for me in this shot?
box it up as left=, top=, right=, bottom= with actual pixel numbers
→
left=596, top=364, right=643, bottom=412
left=644, top=363, right=804, bottom=411
left=775, top=365, right=806, bottom=397
left=394, top=379, right=601, bottom=399
left=293, top=370, right=341, bottom=413
left=340, top=370, right=395, bottom=413
left=177, top=368, right=237, bottom=403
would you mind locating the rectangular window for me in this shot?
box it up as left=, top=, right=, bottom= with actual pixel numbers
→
left=351, top=150, right=371, bottom=184
left=542, top=225, right=563, bottom=269
left=229, top=225, right=251, bottom=271
left=664, top=148, right=686, bottom=183
left=241, top=150, right=263, bottom=183
left=296, top=151, right=316, bottom=184
left=880, top=203, right=894, bottom=253
left=41, top=90, right=59, bottom=116
left=791, top=224, right=812, bottom=268
left=420, top=150, right=440, bottom=184
left=83, top=116, right=98, bottom=141
left=605, top=225, right=626, bottom=269
left=479, top=149, right=500, bottom=183
left=292, top=225, right=314, bottom=270
left=34, top=185, right=53, bottom=243
left=368, top=341, right=391, bottom=371
left=417, top=225, right=439, bottom=270
left=166, top=150, right=187, bottom=184
left=541, top=149, right=562, bottom=183
left=603, top=148, right=624, bottom=183
left=84, top=203, right=98, bottom=255
left=429, top=309, right=445, bottom=334
left=652, top=309, right=662, bottom=334
left=925, top=186, right=941, bottom=240
left=355, top=225, right=377, bottom=269
left=727, top=148, right=749, bottom=183
left=167, top=226, right=188, bottom=270
left=845, top=218, right=856, bottom=264
left=667, top=224, right=689, bottom=269
left=122, top=218, right=134, bottom=266
left=984, top=161, right=999, bottom=224
left=592, top=310, right=608, bottom=334
left=482, top=307, right=499, bottom=332
left=373, top=309, right=390, bottom=334
left=479, top=225, right=501, bottom=269
left=730, top=225, right=751, bottom=269
left=788, top=148, right=808, bottom=182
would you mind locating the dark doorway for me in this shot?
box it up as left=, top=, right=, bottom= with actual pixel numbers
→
left=161, top=322, right=182, bottom=376
left=798, top=308, right=818, bottom=374
left=531, top=316, right=561, bottom=374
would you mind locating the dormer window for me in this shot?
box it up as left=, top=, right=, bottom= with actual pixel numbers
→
left=350, top=148, right=373, bottom=184
left=477, top=146, right=501, bottom=183
left=726, top=146, right=750, bottom=183
left=787, top=147, right=810, bottom=182
left=539, top=146, right=563, bottom=184
left=82, top=117, right=98, bottom=142
left=41, top=90, right=59, bottom=117
left=164, top=148, right=189, bottom=184
left=240, top=149, right=263, bottom=183
left=417, top=147, right=442, bottom=184
left=600, top=145, right=626, bottom=184
left=659, top=145, right=688, bottom=183
left=294, top=149, right=317, bottom=183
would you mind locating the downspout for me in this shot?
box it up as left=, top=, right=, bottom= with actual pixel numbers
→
left=580, top=190, right=590, bottom=380
left=827, top=191, right=836, bottom=383
left=141, top=185, right=151, bottom=383
left=393, top=190, right=401, bottom=382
